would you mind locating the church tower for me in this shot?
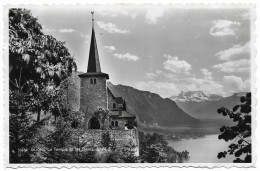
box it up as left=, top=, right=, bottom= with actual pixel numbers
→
left=79, top=11, right=109, bottom=118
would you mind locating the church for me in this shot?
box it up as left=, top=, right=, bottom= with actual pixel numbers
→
left=79, top=13, right=137, bottom=132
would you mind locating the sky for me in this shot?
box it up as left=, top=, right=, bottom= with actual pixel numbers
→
left=29, top=5, right=251, bottom=98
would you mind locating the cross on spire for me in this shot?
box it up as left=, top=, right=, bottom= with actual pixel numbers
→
left=91, top=11, right=94, bottom=28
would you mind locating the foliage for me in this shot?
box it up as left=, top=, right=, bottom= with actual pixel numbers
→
left=139, top=131, right=189, bottom=163
left=9, top=90, right=47, bottom=163
left=37, top=117, right=75, bottom=163
left=121, top=140, right=139, bottom=163
left=125, top=119, right=137, bottom=129
left=9, top=8, right=76, bottom=122
left=217, top=92, right=251, bottom=163
left=9, top=8, right=78, bottom=163
left=105, top=151, right=125, bottom=163
left=101, top=132, right=110, bottom=149
left=100, top=132, right=117, bottom=151
left=95, top=149, right=124, bottom=163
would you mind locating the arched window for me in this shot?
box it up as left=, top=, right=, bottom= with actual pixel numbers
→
left=111, top=121, right=114, bottom=127
left=90, top=78, right=93, bottom=84
left=113, top=103, right=116, bottom=109
left=94, top=78, right=96, bottom=84
left=115, top=121, right=118, bottom=127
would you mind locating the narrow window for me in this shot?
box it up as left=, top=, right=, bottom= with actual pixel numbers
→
left=113, top=103, right=116, bottom=109
left=115, top=121, right=118, bottom=127
left=90, top=78, right=93, bottom=84
left=94, top=78, right=96, bottom=84
left=111, top=121, right=114, bottom=127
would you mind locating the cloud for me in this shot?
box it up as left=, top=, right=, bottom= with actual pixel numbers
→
left=134, top=73, right=250, bottom=97
left=104, top=46, right=116, bottom=52
left=223, top=75, right=243, bottom=89
left=145, top=8, right=164, bottom=24
left=241, top=79, right=250, bottom=90
left=209, top=20, right=241, bottom=36
left=96, top=21, right=130, bottom=34
left=79, top=33, right=91, bottom=44
left=201, top=68, right=212, bottom=80
left=113, top=53, right=139, bottom=61
left=215, top=42, right=250, bottom=61
left=97, top=8, right=137, bottom=19
left=42, top=25, right=56, bottom=32
left=239, top=11, right=250, bottom=21
left=144, top=73, right=157, bottom=79
left=223, top=75, right=250, bottom=93
left=156, top=70, right=162, bottom=74
left=135, top=77, right=224, bottom=98
left=184, top=78, right=224, bottom=96
left=163, top=54, right=191, bottom=74
left=144, top=70, right=163, bottom=79
left=59, top=28, right=76, bottom=33
left=135, top=81, right=179, bottom=98
left=213, top=59, right=250, bottom=73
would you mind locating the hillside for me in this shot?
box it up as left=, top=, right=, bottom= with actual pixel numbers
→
left=171, top=91, right=246, bottom=119
left=191, top=93, right=246, bottom=119
left=107, top=82, right=198, bottom=127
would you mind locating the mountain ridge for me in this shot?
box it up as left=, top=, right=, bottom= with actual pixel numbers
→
left=170, top=91, right=223, bottom=102
left=170, top=90, right=247, bottom=119
left=66, top=72, right=198, bottom=127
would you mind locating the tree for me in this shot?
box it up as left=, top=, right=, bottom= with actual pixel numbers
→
left=9, top=8, right=76, bottom=122
left=94, top=107, right=110, bottom=130
left=139, top=131, right=187, bottom=163
left=38, top=117, right=75, bottom=163
left=217, top=92, right=251, bottom=163
left=9, top=8, right=76, bottom=163
left=121, top=140, right=139, bottom=163
left=101, top=132, right=111, bottom=149
left=9, top=90, right=47, bottom=163
left=100, top=132, right=117, bottom=151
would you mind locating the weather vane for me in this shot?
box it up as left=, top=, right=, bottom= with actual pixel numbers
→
left=91, top=11, right=94, bottom=28
left=91, top=11, right=94, bottom=20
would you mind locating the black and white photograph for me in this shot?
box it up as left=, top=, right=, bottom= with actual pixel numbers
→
left=3, top=3, right=256, bottom=167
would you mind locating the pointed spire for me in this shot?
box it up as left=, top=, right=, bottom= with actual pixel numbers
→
left=87, top=11, right=101, bottom=73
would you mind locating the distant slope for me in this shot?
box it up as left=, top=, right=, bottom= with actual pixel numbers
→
left=191, top=93, right=246, bottom=119
left=170, top=91, right=222, bottom=118
left=107, top=82, right=198, bottom=127
left=66, top=72, right=198, bottom=127
left=171, top=91, right=246, bottom=119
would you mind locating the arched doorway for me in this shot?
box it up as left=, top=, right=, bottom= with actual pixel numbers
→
left=88, top=117, right=101, bottom=129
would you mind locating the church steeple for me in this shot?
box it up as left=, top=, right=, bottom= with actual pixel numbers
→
left=87, top=11, right=101, bottom=73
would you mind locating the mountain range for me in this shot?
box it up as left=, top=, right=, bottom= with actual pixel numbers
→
left=107, top=82, right=197, bottom=127
left=66, top=72, right=198, bottom=127
left=66, top=72, right=246, bottom=127
left=170, top=91, right=246, bottom=119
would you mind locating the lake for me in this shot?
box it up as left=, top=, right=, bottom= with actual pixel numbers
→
left=168, top=134, right=235, bottom=163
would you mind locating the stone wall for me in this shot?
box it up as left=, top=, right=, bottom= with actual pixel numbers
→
left=80, top=76, right=108, bottom=114
left=110, top=118, right=127, bottom=130
left=80, top=129, right=139, bottom=156
left=107, top=89, right=118, bottom=110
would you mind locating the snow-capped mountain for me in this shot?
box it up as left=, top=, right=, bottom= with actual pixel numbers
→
left=171, top=91, right=222, bottom=102
left=170, top=91, right=248, bottom=120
